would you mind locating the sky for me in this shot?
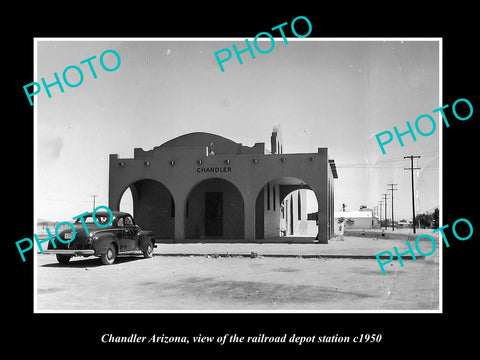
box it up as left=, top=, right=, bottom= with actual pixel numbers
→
left=36, top=38, right=440, bottom=222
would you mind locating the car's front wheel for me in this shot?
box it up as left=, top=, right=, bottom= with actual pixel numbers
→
left=143, top=241, right=154, bottom=258
left=56, top=254, right=71, bottom=264
left=101, top=244, right=117, bottom=265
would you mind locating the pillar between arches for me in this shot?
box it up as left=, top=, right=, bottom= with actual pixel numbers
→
left=173, top=190, right=187, bottom=243
left=243, top=194, right=256, bottom=242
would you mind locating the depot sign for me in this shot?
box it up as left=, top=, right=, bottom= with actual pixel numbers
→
left=196, top=166, right=232, bottom=173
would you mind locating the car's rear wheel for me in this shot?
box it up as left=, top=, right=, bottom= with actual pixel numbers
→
left=56, top=254, right=71, bottom=264
left=101, top=244, right=117, bottom=265
left=143, top=241, right=154, bottom=258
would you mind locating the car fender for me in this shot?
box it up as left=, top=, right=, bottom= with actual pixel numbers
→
left=93, top=232, right=119, bottom=255
left=138, top=231, right=156, bottom=250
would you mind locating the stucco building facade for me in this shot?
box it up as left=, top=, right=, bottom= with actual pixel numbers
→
left=108, top=128, right=338, bottom=243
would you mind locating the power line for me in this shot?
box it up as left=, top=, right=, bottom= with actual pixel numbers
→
left=404, top=155, right=421, bottom=233
left=387, top=184, right=398, bottom=231
left=336, top=152, right=438, bottom=168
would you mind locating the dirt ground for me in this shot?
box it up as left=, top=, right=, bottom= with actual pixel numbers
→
left=35, top=245, right=439, bottom=311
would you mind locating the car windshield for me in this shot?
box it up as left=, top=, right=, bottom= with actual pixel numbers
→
left=75, top=215, right=111, bottom=226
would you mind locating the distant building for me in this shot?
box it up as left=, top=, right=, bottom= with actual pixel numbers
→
left=334, top=210, right=380, bottom=230
left=397, top=219, right=413, bottom=228
left=109, top=127, right=338, bottom=243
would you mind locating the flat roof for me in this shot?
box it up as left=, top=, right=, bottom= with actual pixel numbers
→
left=334, top=211, right=373, bottom=218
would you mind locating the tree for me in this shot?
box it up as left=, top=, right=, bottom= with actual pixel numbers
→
left=433, top=208, right=439, bottom=228
left=415, top=208, right=439, bottom=229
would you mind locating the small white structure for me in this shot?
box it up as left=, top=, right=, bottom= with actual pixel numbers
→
left=334, top=211, right=380, bottom=229
left=397, top=220, right=412, bottom=228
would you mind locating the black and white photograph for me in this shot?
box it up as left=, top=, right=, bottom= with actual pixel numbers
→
left=33, top=38, right=441, bottom=312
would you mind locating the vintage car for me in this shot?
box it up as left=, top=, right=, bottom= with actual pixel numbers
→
left=45, top=211, right=156, bottom=265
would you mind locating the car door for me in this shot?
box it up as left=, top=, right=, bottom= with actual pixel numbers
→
left=118, top=215, right=138, bottom=251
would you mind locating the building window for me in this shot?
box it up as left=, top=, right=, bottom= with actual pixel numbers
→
left=273, top=185, right=276, bottom=211
left=298, top=191, right=302, bottom=220
left=170, top=194, right=175, bottom=217
left=267, top=183, right=270, bottom=210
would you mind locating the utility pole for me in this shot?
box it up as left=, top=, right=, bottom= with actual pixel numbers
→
left=387, top=184, right=398, bottom=231
left=91, top=194, right=98, bottom=213
left=381, top=194, right=389, bottom=230
left=378, top=200, right=383, bottom=227
left=404, top=155, right=421, bottom=234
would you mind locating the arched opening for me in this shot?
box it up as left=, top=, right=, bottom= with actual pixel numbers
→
left=280, top=189, right=318, bottom=237
left=255, top=177, right=319, bottom=242
left=119, top=179, right=175, bottom=240
left=119, top=187, right=134, bottom=216
left=185, top=178, right=244, bottom=240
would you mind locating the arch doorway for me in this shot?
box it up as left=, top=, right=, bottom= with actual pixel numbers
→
left=255, top=177, right=319, bottom=241
left=119, top=179, right=175, bottom=240
left=185, top=178, right=244, bottom=240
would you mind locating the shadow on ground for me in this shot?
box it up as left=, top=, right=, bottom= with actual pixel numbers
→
left=40, top=255, right=146, bottom=268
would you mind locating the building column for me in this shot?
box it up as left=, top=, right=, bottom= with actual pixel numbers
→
left=108, top=154, right=123, bottom=212
left=108, top=193, right=120, bottom=212
left=330, top=179, right=334, bottom=239
left=244, top=196, right=256, bottom=242
left=173, top=191, right=186, bottom=243
left=316, top=189, right=328, bottom=244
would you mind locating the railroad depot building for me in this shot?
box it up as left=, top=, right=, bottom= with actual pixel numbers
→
left=108, top=127, right=338, bottom=243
